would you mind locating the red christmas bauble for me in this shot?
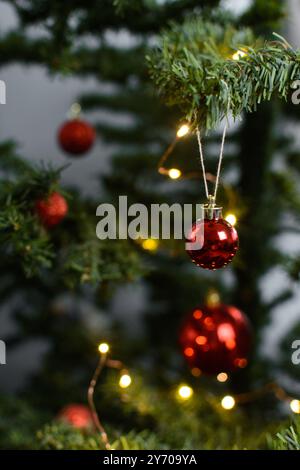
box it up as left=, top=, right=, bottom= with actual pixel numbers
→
left=58, top=404, right=93, bottom=429
left=179, top=304, right=251, bottom=375
left=186, top=214, right=238, bottom=270
left=58, top=119, right=95, bottom=156
left=36, top=192, right=68, bottom=227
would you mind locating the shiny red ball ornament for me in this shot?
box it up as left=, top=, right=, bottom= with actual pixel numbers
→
left=58, top=404, right=93, bottom=430
left=35, top=192, right=68, bottom=227
left=58, top=119, right=95, bottom=156
left=186, top=205, right=238, bottom=270
left=179, top=304, right=251, bottom=375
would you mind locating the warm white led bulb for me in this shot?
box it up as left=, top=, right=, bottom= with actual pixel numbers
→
left=217, top=372, right=228, bottom=383
left=178, top=384, right=193, bottom=400
left=168, top=168, right=181, bottom=179
left=141, top=239, right=158, bottom=251
left=119, top=373, right=132, bottom=389
left=177, top=124, right=190, bottom=138
left=290, top=399, right=300, bottom=414
left=225, top=213, right=237, bottom=226
left=232, top=50, right=247, bottom=61
left=221, top=395, right=235, bottom=410
left=98, top=343, right=109, bottom=354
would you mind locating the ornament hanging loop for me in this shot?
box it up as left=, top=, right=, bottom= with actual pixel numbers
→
left=196, top=80, right=230, bottom=204
left=196, top=124, right=228, bottom=205
left=207, top=194, right=216, bottom=208
left=213, top=121, right=228, bottom=201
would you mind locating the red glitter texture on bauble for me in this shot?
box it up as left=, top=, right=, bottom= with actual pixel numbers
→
left=58, top=404, right=94, bottom=429
left=186, top=217, right=238, bottom=270
left=179, top=304, right=252, bottom=375
left=35, top=192, right=68, bottom=227
left=58, top=119, right=95, bottom=155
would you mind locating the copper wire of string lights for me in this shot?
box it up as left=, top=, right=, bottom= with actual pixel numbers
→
left=157, top=122, right=228, bottom=188
left=87, top=347, right=110, bottom=449
left=219, top=382, right=300, bottom=412
left=86, top=341, right=300, bottom=448
left=157, top=123, right=204, bottom=180
left=87, top=343, right=129, bottom=450
left=178, top=375, right=300, bottom=413
left=159, top=81, right=231, bottom=197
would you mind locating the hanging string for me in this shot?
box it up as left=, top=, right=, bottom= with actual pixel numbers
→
left=196, top=124, right=228, bottom=202
left=214, top=121, right=228, bottom=200
left=196, top=81, right=230, bottom=203
left=196, top=127, right=209, bottom=199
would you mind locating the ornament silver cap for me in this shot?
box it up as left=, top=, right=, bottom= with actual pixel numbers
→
left=202, top=195, right=222, bottom=220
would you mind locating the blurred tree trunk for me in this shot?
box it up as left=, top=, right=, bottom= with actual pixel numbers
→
left=232, top=102, right=276, bottom=392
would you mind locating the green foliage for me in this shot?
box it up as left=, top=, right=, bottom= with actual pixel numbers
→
left=36, top=425, right=167, bottom=450
left=148, top=18, right=300, bottom=129
left=0, top=0, right=300, bottom=452
left=37, top=424, right=101, bottom=450
left=0, top=395, right=49, bottom=449
left=0, top=381, right=289, bottom=450
left=0, top=149, right=142, bottom=283
left=271, top=421, right=300, bottom=450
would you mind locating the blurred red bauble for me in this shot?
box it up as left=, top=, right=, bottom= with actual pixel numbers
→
left=58, top=404, right=93, bottom=430
left=186, top=207, right=238, bottom=270
left=36, top=192, right=68, bottom=227
left=179, top=304, right=252, bottom=375
left=58, top=119, right=95, bottom=156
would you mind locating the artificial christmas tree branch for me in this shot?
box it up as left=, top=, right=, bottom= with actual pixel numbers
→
left=1, top=0, right=300, bottom=452
left=148, top=18, right=300, bottom=129
left=0, top=154, right=142, bottom=281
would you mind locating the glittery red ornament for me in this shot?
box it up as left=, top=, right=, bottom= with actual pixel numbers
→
left=179, top=304, right=251, bottom=375
left=36, top=192, right=68, bottom=227
left=58, top=119, right=95, bottom=156
left=186, top=206, right=238, bottom=270
left=58, top=404, right=93, bottom=429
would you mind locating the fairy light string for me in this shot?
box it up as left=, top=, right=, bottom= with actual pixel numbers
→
left=158, top=123, right=190, bottom=179
left=87, top=343, right=111, bottom=449
left=87, top=343, right=132, bottom=449
left=159, top=80, right=232, bottom=208
left=87, top=340, right=300, bottom=450
left=158, top=122, right=229, bottom=193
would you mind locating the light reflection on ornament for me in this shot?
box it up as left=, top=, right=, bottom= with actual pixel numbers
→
left=184, top=347, right=194, bottom=357
left=195, top=335, right=207, bottom=345
left=218, top=231, right=227, bottom=241
left=193, top=309, right=203, bottom=320
left=180, top=304, right=252, bottom=375
left=217, top=323, right=236, bottom=343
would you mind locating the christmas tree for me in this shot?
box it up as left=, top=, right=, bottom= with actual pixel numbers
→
left=0, top=0, right=300, bottom=451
